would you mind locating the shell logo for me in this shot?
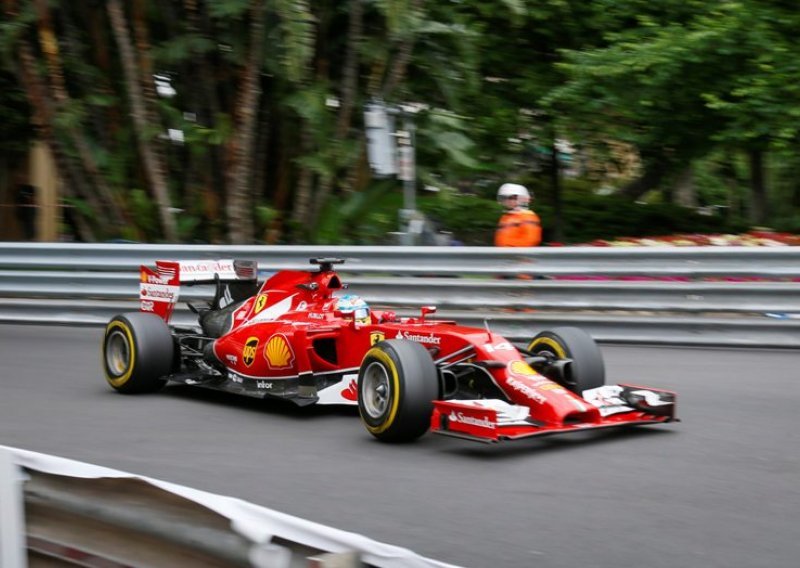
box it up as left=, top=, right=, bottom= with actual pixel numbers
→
left=264, top=334, right=295, bottom=369
left=509, top=360, right=537, bottom=377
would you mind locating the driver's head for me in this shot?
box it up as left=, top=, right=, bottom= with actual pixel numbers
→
left=335, top=294, right=371, bottom=324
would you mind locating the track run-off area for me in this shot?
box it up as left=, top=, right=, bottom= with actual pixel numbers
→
left=1, top=324, right=798, bottom=568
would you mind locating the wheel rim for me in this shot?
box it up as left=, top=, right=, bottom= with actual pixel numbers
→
left=106, top=329, right=131, bottom=377
left=362, top=361, right=390, bottom=419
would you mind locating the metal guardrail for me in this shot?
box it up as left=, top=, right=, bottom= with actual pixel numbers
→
left=1, top=445, right=456, bottom=568
left=4, top=242, right=800, bottom=277
left=0, top=243, right=799, bottom=348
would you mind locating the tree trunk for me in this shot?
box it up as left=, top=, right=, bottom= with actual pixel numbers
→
left=184, top=0, right=226, bottom=241
left=291, top=124, right=315, bottom=241
left=225, top=1, right=266, bottom=244
left=107, top=0, right=178, bottom=241
left=673, top=165, right=697, bottom=208
left=309, top=0, right=363, bottom=226
left=748, top=148, right=768, bottom=225
left=549, top=139, right=564, bottom=243
left=618, top=162, right=667, bottom=200
left=380, top=0, right=423, bottom=99
left=32, top=0, right=125, bottom=234
left=5, top=0, right=95, bottom=241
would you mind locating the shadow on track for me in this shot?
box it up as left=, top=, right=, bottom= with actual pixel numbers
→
left=159, top=384, right=359, bottom=419
left=435, top=426, right=677, bottom=460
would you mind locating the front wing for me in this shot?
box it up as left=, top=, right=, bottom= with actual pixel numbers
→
left=430, top=384, right=677, bottom=443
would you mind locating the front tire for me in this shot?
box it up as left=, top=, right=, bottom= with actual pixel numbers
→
left=358, top=340, right=439, bottom=443
left=103, top=313, right=174, bottom=393
left=527, top=326, right=605, bottom=393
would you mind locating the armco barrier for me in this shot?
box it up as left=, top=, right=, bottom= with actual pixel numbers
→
left=0, top=243, right=799, bottom=348
left=0, top=445, right=458, bottom=568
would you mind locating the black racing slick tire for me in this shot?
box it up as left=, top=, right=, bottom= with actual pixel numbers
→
left=358, top=339, right=439, bottom=443
left=103, top=312, right=174, bottom=394
left=527, top=326, right=605, bottom=394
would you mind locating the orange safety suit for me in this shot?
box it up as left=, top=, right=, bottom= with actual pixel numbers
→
left=494, top=208, right=542, bottom=247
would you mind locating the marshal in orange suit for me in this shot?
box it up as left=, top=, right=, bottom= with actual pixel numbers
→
left=494, top=183, right=541, bottom=247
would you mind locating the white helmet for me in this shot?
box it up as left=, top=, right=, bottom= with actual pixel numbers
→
left=497, top=183, right=531, bottom=207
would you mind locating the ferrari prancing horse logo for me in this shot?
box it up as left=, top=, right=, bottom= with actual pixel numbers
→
left=370, top=332, right=385, bottom=346
left=254, top=294, right=268, bottom=314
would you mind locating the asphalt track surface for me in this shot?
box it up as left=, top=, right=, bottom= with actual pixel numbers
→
left=1, top=324, right=798, bottom=568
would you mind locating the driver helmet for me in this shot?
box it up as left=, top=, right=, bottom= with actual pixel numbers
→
left=497, top=183, right=531, bottom=208
left=335, top=294, right=371, bottom=324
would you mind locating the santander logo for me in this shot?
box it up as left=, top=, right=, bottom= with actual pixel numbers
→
left=395, top=331, right=441, bottom=345
left=448, top=411, right=496, bottom=429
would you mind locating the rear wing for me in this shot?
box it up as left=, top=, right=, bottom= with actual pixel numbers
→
left=140, top=259, right=258, bottom=322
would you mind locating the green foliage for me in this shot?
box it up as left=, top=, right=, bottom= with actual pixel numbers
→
left=207, top=0, right=251, bottom=21
left=273, top=0, right=315, bottom=84
left=0, top=71, right=32, bottom=157
left=311, top=181, right=402, bottom=244
left=153, top=34, right=215, bottom=65
left=418, top=192, right=502, bottom=245
left=419, top=187, right=746, bottom=246
left=542, top=193, right=746, bottom=244
left=3, top=0, right=799, bottom=243
left=129, top=189, right=159, bottom=240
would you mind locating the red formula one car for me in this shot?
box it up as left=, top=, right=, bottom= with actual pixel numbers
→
left=102, top=258, right=676, bottom=443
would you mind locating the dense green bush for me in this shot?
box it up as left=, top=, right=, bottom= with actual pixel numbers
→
left=418, top=191, right=748, bottom=246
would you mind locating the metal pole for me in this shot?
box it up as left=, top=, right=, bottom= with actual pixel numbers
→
left=402, top=112, right=416, bottom=215
left=0, top=448, right=27, bottom=568
left=397, top=110, right=417, bottom=245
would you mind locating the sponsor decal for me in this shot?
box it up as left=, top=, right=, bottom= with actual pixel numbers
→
left=506, top=377, right=547, bottom=404
left=394, top=330, right=441, bottom=345
left=508, top=360, right=537, bottom=377
left=180, top=261, right=233, bottom=274
left=264, top=334, right=295, bottom=369
left=247, top=294, right=295, bottom=325
left=341, top=379, right=358, bottom=401
left=228, top=372, right=243, bottom=384
left=156, top=266, right=178, bottom=281
left=296, top=301, right=308, bottom=311
left=308, top=312, right=325, bottom=319
left=225, top=355, right=238, bottom=365
left=142, top=273, right=170, bottom=284
left=370, top=332, right=385, bottom=346
left=254, top=294, right=268, bottom=314
left=448, top=411, right=496, bottom=430
left=140, top=283, right=177, bottom=300
left=242, top=337, right=259, bottom=367
left=140, top=300, right=155, bottom=312
left=256, top=380, right=272, bottom=390
left=485, top=341, right=514, bottom=353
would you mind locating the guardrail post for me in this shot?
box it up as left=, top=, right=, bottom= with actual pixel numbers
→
left=0, top=448, right=27, bottom=568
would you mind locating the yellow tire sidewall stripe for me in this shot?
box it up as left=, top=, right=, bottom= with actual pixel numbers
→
left=363, top=347, right=401, bottom=434
left=105, top=320, right=136, bottom=387
left=528, top=336, right=567, bottom=359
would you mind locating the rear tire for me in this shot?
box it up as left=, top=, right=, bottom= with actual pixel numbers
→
left=358, top=340, right=439, bottom=443
left=103, top=313, right=174, bottom=393
left=527, top=326, right=605, bottom=393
